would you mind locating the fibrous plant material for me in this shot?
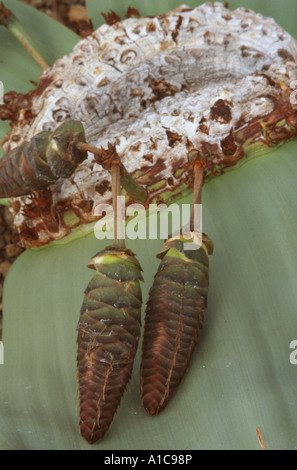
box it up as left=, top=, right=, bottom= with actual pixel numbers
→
left=1, top=2, right=297, bottom=247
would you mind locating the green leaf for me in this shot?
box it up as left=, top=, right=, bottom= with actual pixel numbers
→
left=1, top=0, right=79, bottom=71
left=1, top=0, right=297, bottom=450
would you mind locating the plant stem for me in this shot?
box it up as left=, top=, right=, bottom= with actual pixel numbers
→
left=111, top=164, right=125, bottom=249
left=0, top=2, right=49, bottom=70
left=76, top=141, right=101, bottom=157
left=190, top=161, right=204, bottom=232
left=117, top=167, right=148, bottom=204
left=0, top=198, right=9, bottom=206
left=77, top=141, right=148, bottom=204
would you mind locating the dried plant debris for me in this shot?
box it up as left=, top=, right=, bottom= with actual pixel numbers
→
left=0, top=205, right=24, bottom=338
left=1, top=2, right=297, bottom=248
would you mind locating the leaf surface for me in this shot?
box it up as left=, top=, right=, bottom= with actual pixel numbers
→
left=1, top=0, right=297, bottom=450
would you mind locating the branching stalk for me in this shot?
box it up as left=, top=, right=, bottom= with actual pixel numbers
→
left=190, top=161, right=204, bottom=232
left=77, top=141, right=148, bottom=204
left=111, top=164, right=125, bottom=249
